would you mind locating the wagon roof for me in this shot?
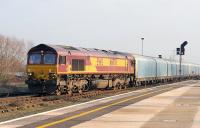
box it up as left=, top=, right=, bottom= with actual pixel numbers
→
left=132, top=54, right=181, bottom=63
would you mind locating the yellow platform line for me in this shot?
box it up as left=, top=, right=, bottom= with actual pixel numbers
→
left=36, top=86, right=176, bottom=128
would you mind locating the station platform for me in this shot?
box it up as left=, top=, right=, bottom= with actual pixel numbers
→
left=0, top=80, right=199, bottom=128
left=71, top=81, right=200, bottom=128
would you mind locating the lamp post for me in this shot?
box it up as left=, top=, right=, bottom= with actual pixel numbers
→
left=141, top=38, right=144, bottom=56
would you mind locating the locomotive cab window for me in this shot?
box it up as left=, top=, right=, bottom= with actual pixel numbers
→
left=28, top=53, right=41, bottom=64
left=72, top=59, right=85, bottom=71
left=59, top=56, right=66, bottom=64
left=44, top=53, right=56, bottom=64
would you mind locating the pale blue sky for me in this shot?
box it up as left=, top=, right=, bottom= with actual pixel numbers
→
left=0, top=0, right=200, bottom=63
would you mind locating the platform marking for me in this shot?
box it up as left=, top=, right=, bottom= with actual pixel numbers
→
left=36, top=85, right=179, bottom=128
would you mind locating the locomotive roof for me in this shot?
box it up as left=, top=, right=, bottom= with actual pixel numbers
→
left=29, top=44, right=133, bottom=59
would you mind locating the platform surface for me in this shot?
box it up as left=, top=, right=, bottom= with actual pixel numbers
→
left=0, top=80, right=199, bottom=128
left=71, top=81, right=200, bottom=128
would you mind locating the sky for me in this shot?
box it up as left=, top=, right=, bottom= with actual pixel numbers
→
left=0, top=0, right=199, bottom=63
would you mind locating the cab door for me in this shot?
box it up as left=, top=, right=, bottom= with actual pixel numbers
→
left=58, top=55, right=67, bottom=73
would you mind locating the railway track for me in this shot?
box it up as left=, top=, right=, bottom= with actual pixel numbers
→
left=0, top=90, right=131, bottom=113
left=0, top=89, right=132, bottom=114
left=0, top=80, right=193, bottom=115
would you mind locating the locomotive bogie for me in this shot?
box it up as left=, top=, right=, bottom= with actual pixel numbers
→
left=95, top=75, right=129, bottom=89
left=66, top=79, right=88, bottom=93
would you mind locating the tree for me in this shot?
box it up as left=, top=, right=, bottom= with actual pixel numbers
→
left=0, top=35, right=32, bottom=83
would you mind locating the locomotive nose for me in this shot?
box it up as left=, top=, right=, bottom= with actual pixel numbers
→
left=27, top=66, right=56, bottom=80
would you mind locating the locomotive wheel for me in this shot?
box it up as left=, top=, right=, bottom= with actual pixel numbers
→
left=83, top=84, right=90, bottom=92
left=118, top=83, right=122, bottom=90
left=124, top=84, right=127, bottom=89
left=116, top=82, right=122, bottom=90
left=114, top=82, right=121, bottom=90
left=56, top=90, right=61, bottom=95
left=68, top=90, right=73, bottom=96
left=114, top=86, right=117, bottom=90
left=55, top=86, right=61, bottom=95
left=78, top=89, right=83, bottom=94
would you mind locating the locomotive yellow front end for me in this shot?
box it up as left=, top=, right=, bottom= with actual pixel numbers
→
left=26, top=44, right=58, bottom=94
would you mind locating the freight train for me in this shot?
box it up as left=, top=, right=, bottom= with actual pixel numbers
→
left=25, top=44, right=200, bottom=95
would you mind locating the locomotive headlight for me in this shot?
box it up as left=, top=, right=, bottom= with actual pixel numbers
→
left=49, top=73, right=56, bottom=79
left=27, top=72, right=34, bottom=78
left=28, top=72, right=33, bottom=76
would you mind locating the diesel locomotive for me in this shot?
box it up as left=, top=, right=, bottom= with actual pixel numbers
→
left=25, top=44, right=200, bottom=95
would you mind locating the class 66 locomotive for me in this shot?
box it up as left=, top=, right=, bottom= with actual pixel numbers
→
left=26, top=44, right=200, bottom=95
left=25, top=44, right=135, bottom=95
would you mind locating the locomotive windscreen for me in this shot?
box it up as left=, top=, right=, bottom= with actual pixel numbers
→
left=44, top=54, right=56, bottom=64
left=28, top=53, right=41, bottom=64
left=28, top=53, right=56, bottom=65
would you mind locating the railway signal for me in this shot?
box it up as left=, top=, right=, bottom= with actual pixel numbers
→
left=176, top=48, right=180, bottom=55
left=181, top=41, right=188, bottom=55
left=177, top=41, right=188, bottom=55
left=177, top=41, right=188, bottom=79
